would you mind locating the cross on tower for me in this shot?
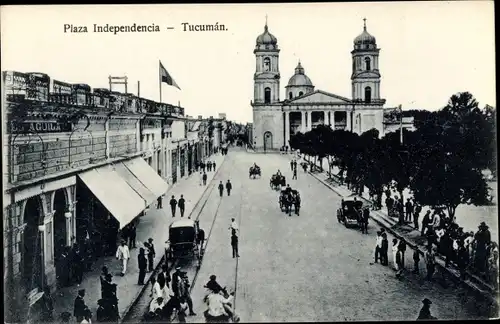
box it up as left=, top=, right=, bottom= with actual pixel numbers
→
left=363, top=17, right=367, bottom=29
left=265, top=14, right=268, bottom=26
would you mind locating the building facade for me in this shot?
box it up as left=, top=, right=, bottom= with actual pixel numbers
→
left=1, top=70, right=207, bottom=322
left=251, top=20, right=415, bottom=151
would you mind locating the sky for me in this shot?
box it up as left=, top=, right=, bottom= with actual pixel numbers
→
left=1, top=2, right=495, bottom=123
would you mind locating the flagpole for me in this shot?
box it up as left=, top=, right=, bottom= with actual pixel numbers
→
left=159, top=60, right=162, bottom=103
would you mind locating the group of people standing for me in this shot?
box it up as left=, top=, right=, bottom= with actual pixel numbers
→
left=56, top=236, right=96, bottom=291
left=198, top=160, right=217, bottom=186
left=146, top=265, right=196, bottom=322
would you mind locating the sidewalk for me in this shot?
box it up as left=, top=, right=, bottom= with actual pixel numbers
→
left=306, top=167, right=498, bottom=306
left=51, top=153, right=226, bottom=322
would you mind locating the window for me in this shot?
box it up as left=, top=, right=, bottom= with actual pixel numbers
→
left=364, top=86, right=372, bottom=103
left=289, top=92, right=293, bottom=99
left=365, top=57, right=371, bottom=71
left=264, top=87, right=271, bottom=103
left=298, top=91, right=304, bottom=97
left=263, top=57, right=271, bottom=72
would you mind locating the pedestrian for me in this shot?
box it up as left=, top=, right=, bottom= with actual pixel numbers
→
left=395, top=244, right=404, bottom=278
left=115, top=240, right=130, bottom=276
left=231, top=233, right=240, bottom=258
left=138, top=248, right=147, bottom=285
left=413, top=202, right=422, bottom=230
left=362, top=208, right=369, bottom=234
left=229, top=218, right=239, bottom=235
left=399, top=239, right=407, bottom=269
left=150, top=275, right=163, bottom=300
left=405, top=198, right=413, bottom=223
left=170, top=195, right=177, bottom=217
left=203, top=172, right=208, bottom=186
left=129, top=223, right=137, bottom=249
left=392, top=238, right=399, bottom=271
left=417, top=298, right=436, bottom=320
left=226, top=180, right=232, bottom=196
left=421, top=211, right=431, bottom=236
left=292, top=168, right=297, bottom=180
left=81, top=308, right=92, bottom=324
left=178, top=195, right=186, bottom=217
left=147, top=238, right=156, bottom=272
left=425, top=246, right=436, bottom=281
left=177, top=298, right=189, bottom=323
left=218, top=181, right=224, bottom=197
left=73, top=289, right=87, bottom=323
left=171, top=266, right=183, bottom=298
left=71, top=243, right=84, bottom=286
left=381, top=232, right=389, bottom=266
left=374, top=231, right=382, bottom=263
left=180, top=272, right=197, bottom=316
left=158, top=264, right=171, bottom=289
left=412, top=249, right=420, bottom=274
left=290, top=160, right=294, bottom=172
left=56, top=247, right=70, bottom=290
left=207, top=161, right=212, bottom=172
left=213, top=161, right=216, bottom=171
left=99, top=266, right=109, bottom=299
left=157, top=195, right=163, bottom=209
left=40, top=286, right=54, bottom=322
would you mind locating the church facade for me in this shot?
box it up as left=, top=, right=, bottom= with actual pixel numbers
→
left=251, top=20, right=414, bottom=151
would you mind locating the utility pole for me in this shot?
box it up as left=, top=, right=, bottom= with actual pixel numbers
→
left=399, top=104, right=403, bottom=144
left=137, top=81, right=140, bottom=97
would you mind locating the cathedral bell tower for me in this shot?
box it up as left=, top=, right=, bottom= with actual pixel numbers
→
left=351, top=18, right=381, bottom=103
left=253, top=18, right=280, bottom=104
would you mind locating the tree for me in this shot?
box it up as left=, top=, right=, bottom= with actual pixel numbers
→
left=411, top=147, right=489, bottom=220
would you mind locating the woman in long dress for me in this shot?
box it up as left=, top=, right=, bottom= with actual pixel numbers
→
left=392, top=239, right=399, bottom=271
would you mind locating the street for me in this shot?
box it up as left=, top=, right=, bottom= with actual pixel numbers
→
left=184, top=148, right=483, bottom=322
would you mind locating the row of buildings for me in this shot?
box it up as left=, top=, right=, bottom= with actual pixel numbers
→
left=2, top=70, right=229, bottom=322
left=251, top=19, right=415, bottom=151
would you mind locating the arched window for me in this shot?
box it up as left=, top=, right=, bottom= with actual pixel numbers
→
left=263, top=57, right=271, bottom=72
left=289, top=92, right=293, bottom=100
left=298, top=91, right=304, bottom=97
left=364, top=86, right=372, bottom=103
left=264, top=87, right=271, bottom=103
left=365, top=57, right=371, bottom=71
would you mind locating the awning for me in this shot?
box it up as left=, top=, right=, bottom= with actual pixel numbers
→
left=123, top=157, right=169, bottom=197
left=113, top=162, right=157, bottom=207
left=78, top=165, right=146, bottom=229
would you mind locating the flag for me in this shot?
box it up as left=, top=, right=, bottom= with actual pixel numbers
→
left=159, top=61, right=181, bottom=90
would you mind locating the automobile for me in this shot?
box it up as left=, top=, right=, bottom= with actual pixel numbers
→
left=337, top=197, right=363, bottom=228
left=165, top=218, right=204, bottom=267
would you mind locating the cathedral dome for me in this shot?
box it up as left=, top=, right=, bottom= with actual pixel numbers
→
left=287, top=61, right=314, bottom=87
left=354, top=19, right=376, bottom=45
left=256, top=24, right=277, bottom=45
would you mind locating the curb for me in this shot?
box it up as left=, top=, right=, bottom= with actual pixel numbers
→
left=308, top=170, right=499, bottom=308
left=120, top=155, right=227, bottom=323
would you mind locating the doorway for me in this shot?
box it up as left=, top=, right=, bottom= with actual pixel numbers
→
left=53, top=189, right=68, bottom=283
left=22, top=197, right=44, bottom=294
left=263, top=131, right=273, bottom=151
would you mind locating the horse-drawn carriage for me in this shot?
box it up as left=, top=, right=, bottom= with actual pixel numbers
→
left=337, top=198, right=363, bottom=228
left=279, top=189, right=301, bottom=216
left=249, top=165, right=261, bottom=179
left=270, top=174, right=286, bottom=190
left=165, top=219, right=205, bottom=267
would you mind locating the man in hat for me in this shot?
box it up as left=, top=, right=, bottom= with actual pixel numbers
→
left=474, top=222, right=491, bottom=273
left=417, top=298, right=436, bottom=320
left=170, top=195, right=177, bottom=217
left=138, top=247, right=147, bottom=285
left=147, top=238, right=156, bottom=272
left=218, top=181, right=224, bottom=197
left=73, top=289, right=87, bottom=322
left=226, top=180, right=233, bottom=196
left=116, top=240, right=130, bottom=276
left=381, top=232, right=389, bottom=266
left=178, top=194, right=186, bottom=217
left=158, top=264, right=171, bottom=289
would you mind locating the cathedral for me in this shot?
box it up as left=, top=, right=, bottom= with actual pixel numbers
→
left=251, top=19, right=413, bottom=151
